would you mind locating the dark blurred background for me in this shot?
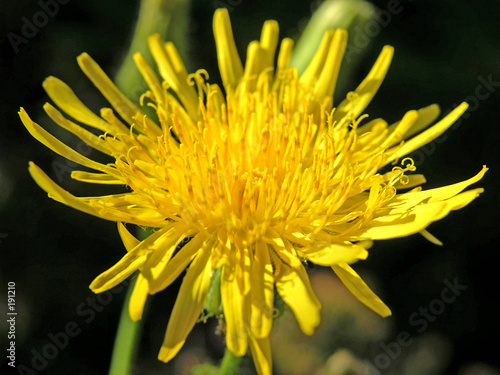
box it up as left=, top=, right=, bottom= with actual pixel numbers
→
left=0, top=1, right=499, bottom=374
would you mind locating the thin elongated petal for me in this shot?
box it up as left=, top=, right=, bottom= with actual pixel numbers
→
left=381, top=110, right=418, bottom=148
left=42, top=76, right=124, bottom=134
left=77, top=53, right=141, bottom=126
left=387, top=102, right=468, bottom=162
left=117, top=222, right=140, bottom=252
left=71, top=171, right=124, bottom=185
left=390, top=166, right=487, bottom=206
left=332, top=46, right=394, bottom=122
left=419, top=229, right=443, bottom=246
left=277, top=38, right=294, bottom=72
left=20, top=109, right=114, bottom=174
left=158, top=243, right=213, bottom=362
left=389, top=104, right=441, bottom=140
left=249, top=240, right=274, bottom=338
left=259, top=20, right=279, bottom=71
left=147, top=35, right=198, bottom=117
left=29, top=162, right=104, bottom=219
left=392, top=174, right=426, bottom=190
left=357, top=188, right=484, bottom=240
left=133, top=52, right=165, bottom=105
left=140, top=229, right=192, bottom=289
left=221, top=255, right=248, bottom=356
left=90, top=250, right=148, bottom=293
left=77, top=53, right=161, bottom=136
left=129, top=273, right=149, bottom=321
left=147, top=233, right=210, bottom=294
left=248, top=335, right=272, bottom=375
left=314, top=29, right=348, bottom=101
left=164, top=42, right=190, bottom=79
left=43, top=103, right=113, bottom=156
left=34, top=187, right=164, bottom=226
left=299, top=242, right=368, bottom=266
left=332, top=262, right=391, bottom=317
left=213, top=8, right=244, bottom=88
left=300, top=31, right=334, bottom=85
left=242, top=42, right=262, bottom=89
left=274, top=251, right=321, bottom=335
left=90, top=226, right=172, bottom=293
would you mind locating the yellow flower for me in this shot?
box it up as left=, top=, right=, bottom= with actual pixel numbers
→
left=20, top=8, right=485, bottom=375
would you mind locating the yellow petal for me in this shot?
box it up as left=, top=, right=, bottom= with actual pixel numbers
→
left=313, top=29, right=348, bottom=101
left=158, top=243, right=212, bottom=362
left=332, top=45, right=394, bottom=122
left=140, top=230, right=193, bottom=291
left=221, top=257, right=248, bottom=356
left=117, top=222, right=140, bottom=252
left=74, top=192, right=166, bottom=226
left=392, top=174, right=426, bottom=190
left=390, top=166, right=487, bottom=207
left=357, top=188, right=484, bottom=240
left=356, top=117, right=388, bottom=137
left=381, top=110, right=418, bottom=149
left=276, top=38, right=294, bottom=73
left=419, top=229, right=443, bottom=246
left=133, top=52, right=165, bottom=105
left=129, top=273, right=149, bottom=321
left=147, top=35, right=198, bottom=117
left=229, top=236, right=251, bottom=297
left=43, top=103, right=113, bottom=156
left=90, top=250, right=148, bottom=294
left=28, top=162, right=102, bottom=218
left=242, top=41, right=261, bottom=91
left=387, top=102, right=468, bottom=162
left=213, top=8, right=244, bottom=88
left=143, top=224, right=189, bottom=267
left=332, top=262, right=391, bottom=317
left=90, top=225, right=174, bottom=293
left=165, top=41, right=190, bottom=79
left=42, top=76, right=124, bottom=134
left=274, top=249, right=321, bottom=335
left=388, top=104, right=440, bottom=140
left=71, top=171, right=124, bottom=185
left=300, top=30, right=334, bottom=85
left=20, top=109, right=115, bottom=175
left=87, top=198, right=166, bottom=226
left=77, top=53, right=161, bottom=136
left=249, top=240, right=274, bottom=338
left=259, top=20, right=279, bottom=71
left=147, top=233, right=210, bottom=294
left=299, top=242, right=368, bottom=266
left=248, top=335, right=272, bottom=375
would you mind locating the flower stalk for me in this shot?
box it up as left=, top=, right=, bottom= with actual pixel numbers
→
left=217, top=350, right=243, bottom=375
left=108, top=273, right=143, bottom=375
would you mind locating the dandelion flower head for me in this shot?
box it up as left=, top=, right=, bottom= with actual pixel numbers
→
left=20, top=9, right=486, bottom=375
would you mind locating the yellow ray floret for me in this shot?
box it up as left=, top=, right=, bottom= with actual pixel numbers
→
left=20, top=8, right=486, bottom=375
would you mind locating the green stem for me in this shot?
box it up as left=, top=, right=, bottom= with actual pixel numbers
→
left=217, top=349, right=243, bottom=375
left=108, top=273, right=143, bottom=375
